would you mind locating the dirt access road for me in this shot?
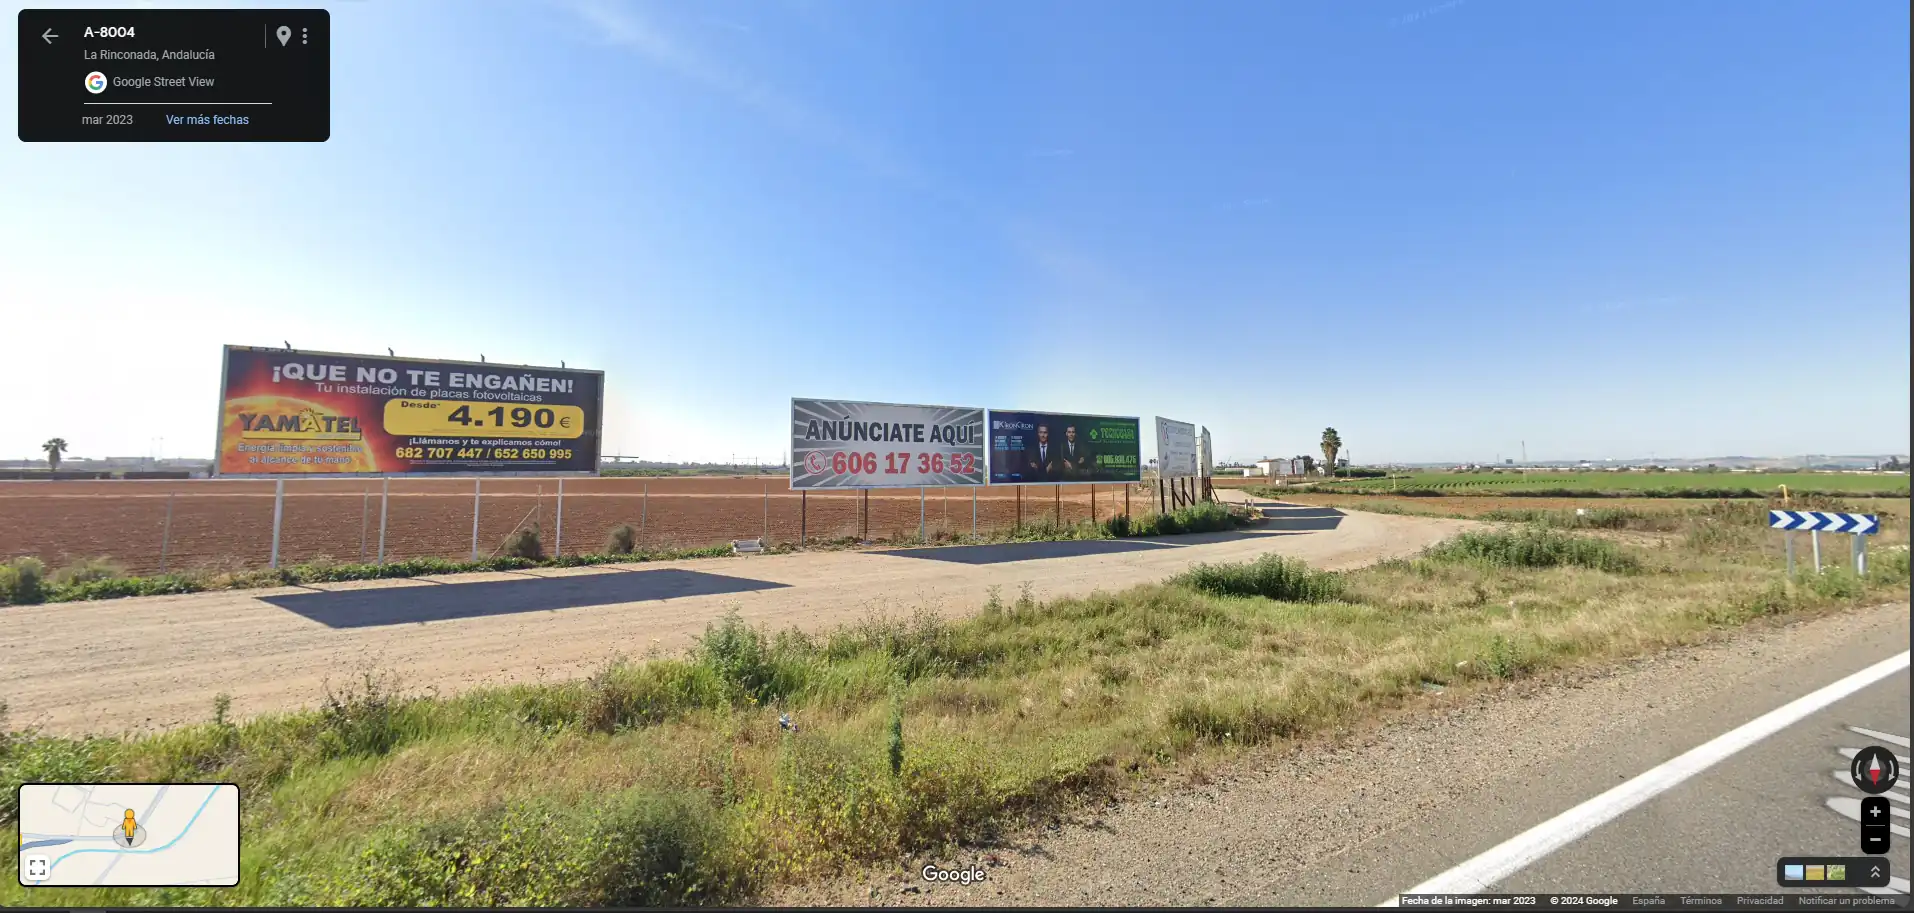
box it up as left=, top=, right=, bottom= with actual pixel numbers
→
left=1, top=502, right=1468, bottom=736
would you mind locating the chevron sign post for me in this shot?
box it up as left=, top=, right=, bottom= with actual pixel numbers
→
left=1769, top=510, right=1879, bottom=575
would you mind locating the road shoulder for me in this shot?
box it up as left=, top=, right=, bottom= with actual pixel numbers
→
left=776, top=601, right=1910, bottom=907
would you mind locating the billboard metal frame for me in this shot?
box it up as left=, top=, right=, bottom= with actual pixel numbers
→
left=211, top=345, right=607, bottom=479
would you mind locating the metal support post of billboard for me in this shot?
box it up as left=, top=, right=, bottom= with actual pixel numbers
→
left=1090, top=485, right=1096, bottom=523
left=1054, top=485, right=1061, bottom=526
left=555, top=479, right=565, bottom=556
left=641, top=480, right=649, bottom=540
left=1811, top=530, right=1821, bottom=572
left=358, top=490, right=369, bottom=563
left=799, top=491, right=807, bottom=545
left=159, top=492, right=175, bottom=573
left=269, top=479, right=285, bottom=570
left=971, top=488, right=977, bottom=536
left=470, top=478, right=482, bottom=562
left=377, top=478, right=389, bottom=565
left=1124, top=485, right=1130, bottom=518
left=1015, top=487, right=1022, bottom=528
left=919, top=487, right=926, bottom=542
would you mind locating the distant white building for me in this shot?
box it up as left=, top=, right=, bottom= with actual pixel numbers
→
left=1253, top=458, right=1307, bottom=478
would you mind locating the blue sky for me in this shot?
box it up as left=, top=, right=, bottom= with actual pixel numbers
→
left=3, top=0, right=1907, bottom=465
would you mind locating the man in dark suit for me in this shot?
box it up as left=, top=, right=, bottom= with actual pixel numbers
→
left=1024, top=424, right=1058, bottom=480
left=1059, top=424, right=1091, bottom=479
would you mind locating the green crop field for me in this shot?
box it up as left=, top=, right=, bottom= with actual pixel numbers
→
left=1306, top=471, right=1910, bottom=497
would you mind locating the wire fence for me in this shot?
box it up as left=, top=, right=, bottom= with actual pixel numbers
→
left=0, top=476, right=1208, bottom=576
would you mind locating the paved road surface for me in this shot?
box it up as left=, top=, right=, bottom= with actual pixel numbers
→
left=783, top=601, right=1911, bottom=907
left=0, top=501, right=1465, bottom=735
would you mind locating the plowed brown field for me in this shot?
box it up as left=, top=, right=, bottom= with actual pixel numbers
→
left=0, top=477, right=1175, bottom=574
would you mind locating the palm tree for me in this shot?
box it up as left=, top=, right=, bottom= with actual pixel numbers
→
left=42, top=437, right=68, bottom=473
left=1320, top=428, right=1342, bottom=478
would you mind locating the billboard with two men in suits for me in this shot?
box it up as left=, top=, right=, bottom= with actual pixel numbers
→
left=986, top=410, right=1141, bottom=485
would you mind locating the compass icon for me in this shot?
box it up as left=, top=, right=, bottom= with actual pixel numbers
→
left=1850, top=745, right=1901, bottom=795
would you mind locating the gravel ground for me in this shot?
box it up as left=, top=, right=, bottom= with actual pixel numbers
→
left=1, top=503, right=1464, bottom=736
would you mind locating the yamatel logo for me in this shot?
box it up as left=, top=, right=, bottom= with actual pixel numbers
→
left=85, top=71, right=107, bottom=94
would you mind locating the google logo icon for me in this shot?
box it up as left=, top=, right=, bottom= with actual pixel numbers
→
left=84, top=71, right=107, bottom=94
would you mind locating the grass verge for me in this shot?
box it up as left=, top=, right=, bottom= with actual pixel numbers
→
left=2, top=514, right=1906, bottom=906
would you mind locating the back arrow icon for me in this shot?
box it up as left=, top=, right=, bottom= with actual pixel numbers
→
left=42, top=28, right=59, bottom=44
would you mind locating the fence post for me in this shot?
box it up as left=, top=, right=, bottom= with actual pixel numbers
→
left=471, top=478, right=482, bottom=562
left=764, top=480, right=770, bottom=543
left=377, top=478, right=390, bottom=565
left=159, top=492, right=175, bottom=573
left=269, top=479, right=285, bottom=569
left=358, top=490, right=369, bottom=563
left=555, top=478, right=565, bottom=556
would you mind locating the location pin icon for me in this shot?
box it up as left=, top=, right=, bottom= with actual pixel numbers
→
left=276, top=25, right=291, bottom=46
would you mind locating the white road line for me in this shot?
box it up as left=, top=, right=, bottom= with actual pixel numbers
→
left=1827, top=797, right=1913, bottom=835
left=1861, top=876, right=1911, bottom=896
left=1848, top=727, right=1911, bottom=749
left=1380, top=650, right=1911, bottom=906
left=1838, top=746, right=1912, bottom=767
left=1826, top=772, right=1910, bottom=805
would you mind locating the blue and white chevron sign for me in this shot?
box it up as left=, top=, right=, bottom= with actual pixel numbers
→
left=1769, top=510, right=1879, bottom=534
